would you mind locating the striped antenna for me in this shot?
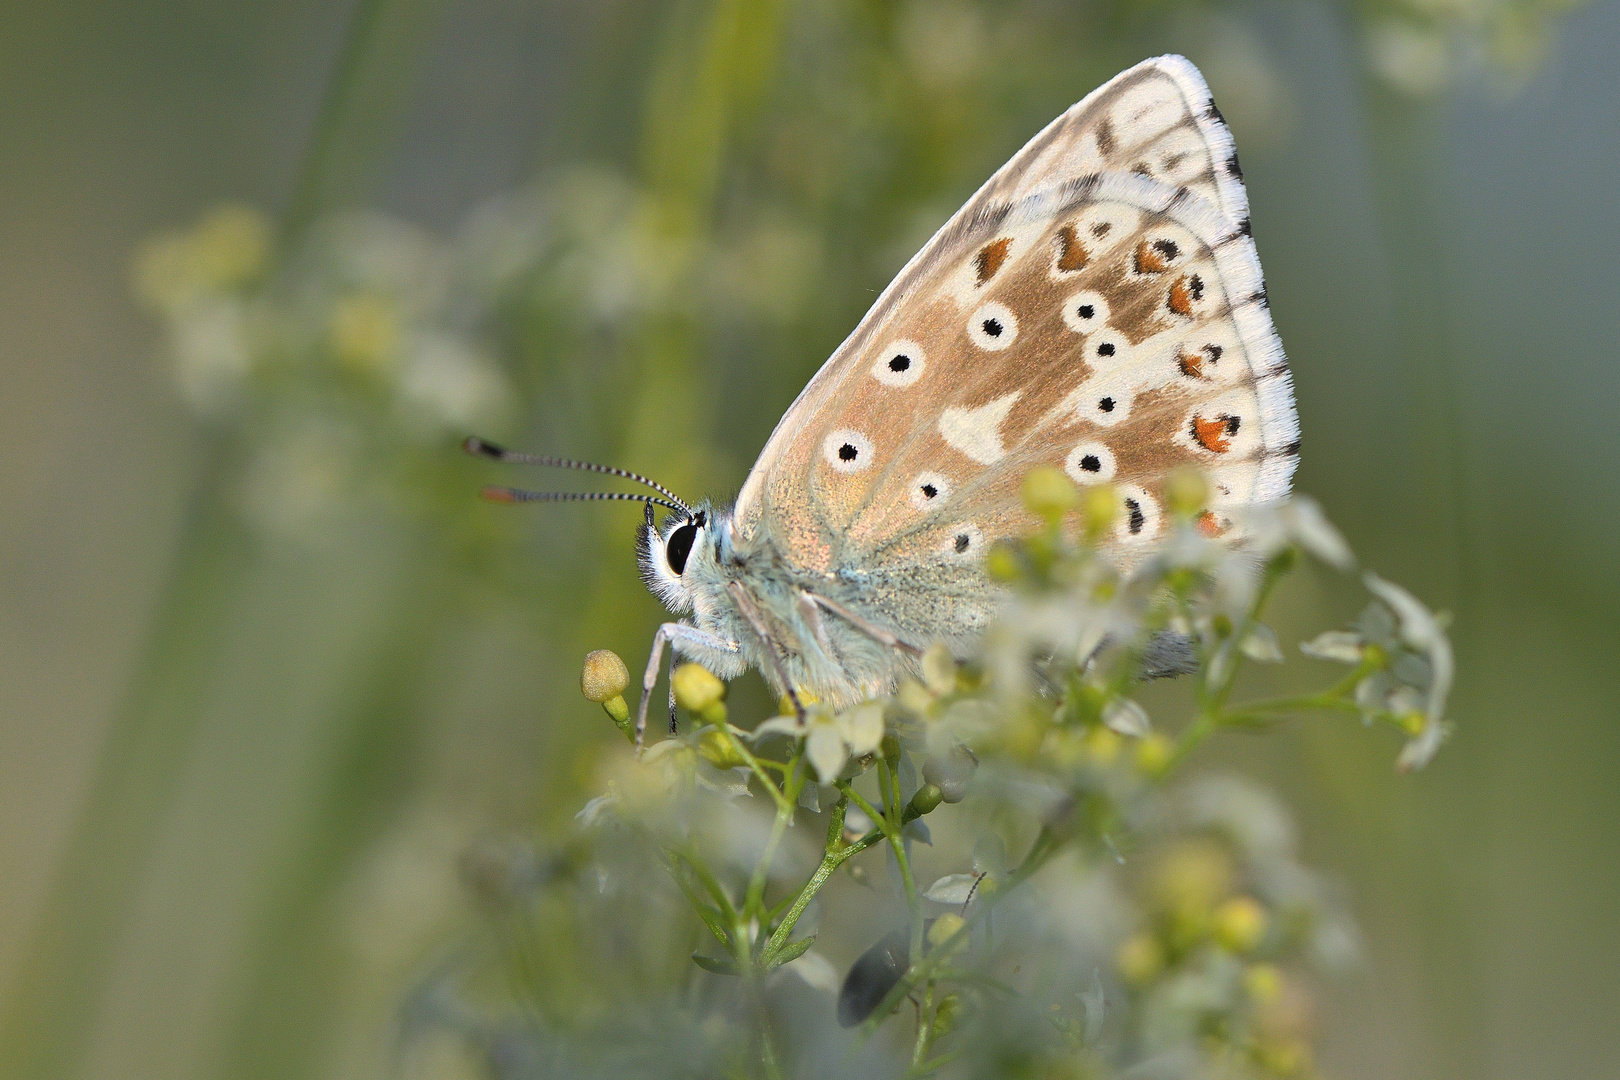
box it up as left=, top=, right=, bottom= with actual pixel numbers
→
left=464, top=436, right=691, bottom=516
left=480, top=487, right=687, bottom=515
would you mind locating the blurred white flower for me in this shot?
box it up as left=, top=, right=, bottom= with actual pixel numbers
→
left=804, top=702, right=886, bottom=782
left=1300, top=630, right=1364, bottom=664
left=1365, top=573, right=1453, bottom=770
left=1102, top=698, right=1150, bottom=738
left=171, top=297, right=252, bottom=414
left=396, top=332, right=513, bottom=436
left=1235, top=497, right=1354, bottom=570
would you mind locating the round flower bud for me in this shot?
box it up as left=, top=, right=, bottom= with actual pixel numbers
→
left=672, top=663, right=726, bottom=712
left=1081, top=484, right=1121, bottom=541
left=1134, top=732, right=1174, bottom=778
left=1115, top=933, right=1164, bottom=986
left=1243, top=963, right=1284, bottom=1004
left=697, top=728, right=747, bottom=771
left=927, top=913, right=966, bottom=952
left=921, top=643, right=956, bottom=696
left=581, top=650, right=629, bottom=703
left=984, top=541, right=1021, bottom=583
left=908, top=783, right=944, bottom=817
left=1022, top=464, right=1080, bottom=523
left=1213, top=895, right=1269, bottom=953
left=1163, top=466, right=1210, bottom=520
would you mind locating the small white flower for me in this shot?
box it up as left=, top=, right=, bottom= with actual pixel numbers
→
left=1102, top=697, right=1150, bottom=737
left=575, top=791, right=619, bottom=827
left=923, top=873, right=981, bottom=905
left=1235, top=497, right=1355, bottom=570
left=839, top=702, right=886, bottom=759
left=805, top=716, right=847, bottom=783
left=1301, top=630, right=1364, bottom=664
left=1240, top=623, right=1284, bottom=663
left=1364, top=573, right=1453, bottom=771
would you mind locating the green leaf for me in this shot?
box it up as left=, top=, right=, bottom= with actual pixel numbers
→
left=766, top=934, right=816, bottom=969
left=691, top=953, right=742, bottom=976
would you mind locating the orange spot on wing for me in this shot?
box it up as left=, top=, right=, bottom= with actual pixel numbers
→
left=1055, top=225, right=1088, bottom=272
left=1168, top=275, right=1195, bottom=316
left=1177, top=349, right=1205, bottom=378
left=1167, top=273, right=1203, bottom=316
left=1192, top=414, right=1233, bottom=453
left=1135, top=239, right=1178, bottom=274
left=1195, top=511, right=1227, bottom=537
left=975, top=238, right=1012, bottom=285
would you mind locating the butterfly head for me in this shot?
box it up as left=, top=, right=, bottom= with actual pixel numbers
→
left=639, top=501, right=731, bottom=614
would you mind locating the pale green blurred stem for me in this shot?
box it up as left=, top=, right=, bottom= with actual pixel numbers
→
left=570, top=0, right=791, bottom=658
left=1356, top=78, right=1485, bottom=1080
left=0, top=1, right=449, bottom=1075
left=0, top=453, right=245, bottom=1080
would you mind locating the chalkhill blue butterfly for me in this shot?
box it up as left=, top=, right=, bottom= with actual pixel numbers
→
left=470, top=56, right=1298, bottom=742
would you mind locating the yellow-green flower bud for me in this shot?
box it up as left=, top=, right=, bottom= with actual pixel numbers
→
left=581, top=649, right=630, bottom=703
left=697, top=728, right=748, bottom=770
left=927, top=913, right=966, bottom=952
left=984, top=541, right=1021, bottom=583
left=1116, top=933, right=1164, bottom=986
left=1082, top=484, right=1121, bottom=541
left=930, top=993, right=962, bottom=1040
left=1022, top=465, right=1080, bottom=524
left=672, top=663, right=726, bottom=713
left=921, top=642, right=956, bottom=696
left=1135, top=732, right=1174, bottom=778
left=778, top=689, right=817, bottom=715
left=1213, top=895, right=1268, bottom=953
left=908, top=783, right=944, bottom=817
left=1243, top=962, right=1283, bottom=1004
left=1163, top=466, right=1209, bottom=520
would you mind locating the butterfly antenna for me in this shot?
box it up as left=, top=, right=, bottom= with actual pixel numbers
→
left=480, top=487, right=687, bottom=515
left=464, top=436, right=691, bottom=515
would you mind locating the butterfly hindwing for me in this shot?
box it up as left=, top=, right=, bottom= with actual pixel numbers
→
left=732, top=56, right=1297, bottom=648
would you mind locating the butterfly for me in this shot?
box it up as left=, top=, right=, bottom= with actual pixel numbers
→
left=471, top=56, right=1298, bottom=742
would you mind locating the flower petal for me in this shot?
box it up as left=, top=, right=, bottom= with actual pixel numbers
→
left=1240, top=623, right=1284, bottom=663
left=1300, top=630, right=1363, bottom=664
left=806, top=723, right=848, bottom=783
left=838, top=702, right=886, bottom=757
left=1102, top=697, right=1151, bottom=737
left=923, top=873, right=981, bottom=905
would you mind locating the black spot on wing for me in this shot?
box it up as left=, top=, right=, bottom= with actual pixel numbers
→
left=1226, top=152, right=1243, bottom=180
left=1205, top=99, right=1225, bottom=123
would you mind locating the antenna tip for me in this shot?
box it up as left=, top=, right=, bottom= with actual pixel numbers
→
left=464, top=436, right=504, bottom=459
left=480, top=485, right=520, bottom=504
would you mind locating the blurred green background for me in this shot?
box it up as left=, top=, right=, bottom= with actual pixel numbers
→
left=1, top=0, right=1616, bottom=1078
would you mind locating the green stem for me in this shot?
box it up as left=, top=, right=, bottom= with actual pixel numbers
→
left=745, top=755, right=801, bottom=923
left=910, top=982, right=935, bottom=1069
left=762, top=799, right=891, bottom=964
left=859, top=826, right=1062, bottom=1038
left=719, top=724, right=794, bottom=813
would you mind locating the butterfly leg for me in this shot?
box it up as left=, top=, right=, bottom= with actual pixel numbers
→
left=725, top=582, right=806, bottom=720
left=635, top=621, right=741, bottom=748
left=803, top=591, right=923, bottom=656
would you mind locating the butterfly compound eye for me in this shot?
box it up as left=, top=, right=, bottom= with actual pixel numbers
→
left=665, top=522, right=700, bottom=575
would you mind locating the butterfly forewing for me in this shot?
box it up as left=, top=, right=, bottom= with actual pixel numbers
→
left=733, top=56, right=1297, bottom=648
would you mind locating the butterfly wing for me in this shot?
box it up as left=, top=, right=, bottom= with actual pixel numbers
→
left=733, top=56, right=1297, bottom=649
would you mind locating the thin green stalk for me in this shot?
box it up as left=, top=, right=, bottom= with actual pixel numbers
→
left=745, top=755, right=801, bottom=922
left=858, top=826, right=1062, bottom=1039
left=719, top=725, right=794, bottom=814
left=910, top=982, right=935, bottom=1069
